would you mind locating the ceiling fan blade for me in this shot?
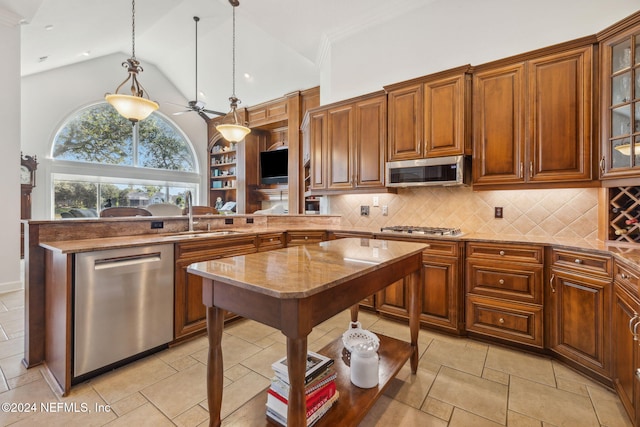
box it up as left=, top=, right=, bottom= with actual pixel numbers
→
left=173, top=110, right=189, bottom=116
left=201, top=108, right=226, bottom=116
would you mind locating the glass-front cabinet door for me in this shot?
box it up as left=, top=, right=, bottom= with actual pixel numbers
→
left=602, top=29, right=640, bottom=179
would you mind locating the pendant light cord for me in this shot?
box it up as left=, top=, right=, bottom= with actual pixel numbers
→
left=232, top=5, right=236, bottom=99
left=131, top=0, right=136, bottom=59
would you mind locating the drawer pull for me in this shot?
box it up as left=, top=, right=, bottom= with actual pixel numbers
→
left=621, top=273, right=629, bottom=280
left=550, top=273, right=556, bottom=293
left=499, top=318, right=505, bottom=324
left=574, top=259, right=583, bottom=264
left=499, top=250, right=505, bottom=256
left=304, top=236, right=309, bottom=240
left=498, top=279, right=504, bottom=285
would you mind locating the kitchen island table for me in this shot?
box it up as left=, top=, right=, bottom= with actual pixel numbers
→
left=187, top=237, right=427, bottom=427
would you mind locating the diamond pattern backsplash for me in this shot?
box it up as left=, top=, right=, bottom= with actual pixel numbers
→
left=328, top=187, right=599, bottom=239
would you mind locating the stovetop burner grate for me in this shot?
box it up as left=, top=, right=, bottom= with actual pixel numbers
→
left=380, top=225, right=462, bottom=236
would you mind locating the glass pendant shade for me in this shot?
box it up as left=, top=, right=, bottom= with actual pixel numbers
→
left=106, top=94, right=158, bottom=123
left=614, top=143, right=640, bottom=156
left=216, top=123, right=251, bottom=142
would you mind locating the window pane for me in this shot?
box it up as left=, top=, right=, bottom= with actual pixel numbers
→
left=53, top=103, right=133, bottom=165
left=138, top=115, right=195, bottom=171
left=54, top=180, right=99, bottom=218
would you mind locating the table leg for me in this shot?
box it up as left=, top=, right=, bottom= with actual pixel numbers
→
left=350, top=304, right=359, bottom=324
left=207, top=306, right=225, bottom=427
left=407, top=266, right=421, bottom=373
left=286, top=336, right=308, bottom=427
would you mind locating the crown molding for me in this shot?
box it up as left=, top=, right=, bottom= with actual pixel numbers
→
left=0, top=8, right=23, bottom=27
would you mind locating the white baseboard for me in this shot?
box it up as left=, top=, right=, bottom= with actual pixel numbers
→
left=0, top=280, right=23, bottom=294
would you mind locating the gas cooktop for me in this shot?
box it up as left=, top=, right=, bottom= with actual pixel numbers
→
left=380, top=225, right=462, bottom=236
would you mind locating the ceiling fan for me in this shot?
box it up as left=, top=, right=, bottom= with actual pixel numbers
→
left=172, top=16, right=225, bottom=120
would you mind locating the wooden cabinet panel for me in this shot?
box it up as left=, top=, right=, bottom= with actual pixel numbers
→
left=613, top=283, right=640, bottom=425
left=421, top=254, right=462, bottom=333
left=387, top=83, right=423, bottom=161
left=327, top=105, right=354, bottom=190
left=473, top=62, right=525, bottom=185
left=306, top=92, right=388, bottom=193
left=528, top=46, right=593, bottom=182
left=466, top=260, right=543, bottom=304
left=466, top=242, right=544, bottom=348
left=473, top=40, right=595, bottom=188
left=550, top=248, right=612, bottom=278
left=174, top=235, right=258, bottom=340
left=548, top=268, right=611, bottom=378
left=424, top=72, right=470, bottom=157
left=466, top=295, right=543, bottom=348
left=354, top=95, right=386, bottom=188
left=286, top=230, right=327, bottom=246
left=309, top=110, right=327, bottom=191
left=376, top=278, right=408, bottom=318
left=257, top=232, right=286, bottom=252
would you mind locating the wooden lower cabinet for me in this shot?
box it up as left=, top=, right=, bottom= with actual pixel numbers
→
left=465, top=242, right=544, bottom=348
left=174, top=235, right=258, bottom=341
left=613, top=260, right=640, bottom=426
left=375, top=238, right=464, bottom=334
left=547, top=248, right=612, bottom=381
left=257, top=232, right=285, bottom=252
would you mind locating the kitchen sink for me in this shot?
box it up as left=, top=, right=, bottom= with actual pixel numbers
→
left=163, top=230, right=240, bottom=240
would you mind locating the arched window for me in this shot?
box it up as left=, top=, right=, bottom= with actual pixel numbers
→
left=50, top=102, right=199, bottom=218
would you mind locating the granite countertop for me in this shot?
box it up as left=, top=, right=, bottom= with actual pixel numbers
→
left=187, top=238, right=428, bottom=298
left=38, top=223, right=640, bottom=270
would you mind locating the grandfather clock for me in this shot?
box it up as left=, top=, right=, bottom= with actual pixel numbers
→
left=20, top=154, right=37, bottom=258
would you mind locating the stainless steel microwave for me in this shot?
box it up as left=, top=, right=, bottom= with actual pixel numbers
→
left=385, top=155, right=470, bottom=187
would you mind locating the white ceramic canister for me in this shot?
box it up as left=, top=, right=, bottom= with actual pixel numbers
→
left=350, top=342, right=379, bottom=388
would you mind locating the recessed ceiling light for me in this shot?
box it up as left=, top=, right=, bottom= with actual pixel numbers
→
left=243, top=73, right=251, bottom=79
left=44, top=24, right=54, bottom=31
left=80, top=51, right=91, bottom=57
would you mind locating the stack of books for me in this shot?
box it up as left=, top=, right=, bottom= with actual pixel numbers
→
left=266, top=351, right=339, bottom=426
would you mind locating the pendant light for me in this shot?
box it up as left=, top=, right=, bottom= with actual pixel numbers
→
left=105, top=0, right=158, bottom=123
left=216, top=0, right=251, bottom=142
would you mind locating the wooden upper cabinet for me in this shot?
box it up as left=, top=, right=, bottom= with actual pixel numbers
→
left=385, top=65, right=471, bottom=161
left=247, top=97, right=288, bottom=128
left=387, top=83, right=423, bottom=161
left=305, top=92, right=388, bottom=193
left=528, top=46, right=593, bottom=183
left=354, top=95, right=386, bottom=188
left=598, top=13, right=640, bottom=182
left=327, top=105, right=354, bottom=190
left=424, top=71, right=472, bottom=157
left=308, top=109, right=327, bottom=191
left=473, top=38, right=596, bottom=188
left=472, top=62, right=526, bottom=185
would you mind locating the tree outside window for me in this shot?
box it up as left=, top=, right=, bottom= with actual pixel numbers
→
left=51, top=102, right=198, bottom=218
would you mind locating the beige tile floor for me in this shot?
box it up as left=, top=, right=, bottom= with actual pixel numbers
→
left=0, top=288, right=633, bottom=427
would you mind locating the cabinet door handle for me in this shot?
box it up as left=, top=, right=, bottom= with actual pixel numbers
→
left=550, top=273, right=556, bottom=293
left=600, top=156, right=605, bottom=173
left=529, top=161, right=533, bottom=178
left=630, top=313, right=639, bottom=335
left=634, top=319, right=640, bottom=341
left=519, top=162, right=523, bottom=178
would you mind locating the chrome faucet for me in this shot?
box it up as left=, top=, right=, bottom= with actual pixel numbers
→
left=185, top=190, right=195, bottom=232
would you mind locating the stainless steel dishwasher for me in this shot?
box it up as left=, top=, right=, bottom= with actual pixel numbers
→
left=74, top=244, right=174, bottom=377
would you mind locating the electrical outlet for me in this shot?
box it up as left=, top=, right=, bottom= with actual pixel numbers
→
left=372, top=196, right=379, bottom=207
left=495, top=207, right=503, bottom=218
left=151, top=221, right=164, bottom=229
left=360, top=205, right=370, bottom=216
left=382, top=205, right=388, bottom=216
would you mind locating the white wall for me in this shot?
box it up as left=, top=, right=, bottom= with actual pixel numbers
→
left=320, top=0, right=640, bottom=103
left=21, top=53, right=209, bottom=220
left=0, top=7, right=23, bottom=292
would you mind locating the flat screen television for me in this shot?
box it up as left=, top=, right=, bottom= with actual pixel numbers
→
left=260, top=148, right=288, bottom=184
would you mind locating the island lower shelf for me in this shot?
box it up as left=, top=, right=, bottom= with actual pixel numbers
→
left=229, top=333, right=414, bottom=426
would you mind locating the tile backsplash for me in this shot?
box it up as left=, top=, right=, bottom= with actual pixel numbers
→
left=328, top=186, right=599, bottom=240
